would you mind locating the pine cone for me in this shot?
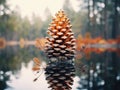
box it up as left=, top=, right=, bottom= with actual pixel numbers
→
left=45, top=62, right=75, bottom=90
left=45, top=10, right=76, bottom=90
left=45, top=10, right=76, bottom=62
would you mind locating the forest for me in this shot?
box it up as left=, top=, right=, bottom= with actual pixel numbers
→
left=0, top=0, right=120, bottom=40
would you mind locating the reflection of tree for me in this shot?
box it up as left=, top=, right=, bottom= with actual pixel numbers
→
left=0, top=45, right=44, bottom=89
left=0, top=80, right=7, bottom=90
left=0, top=48, right=22, bottom=89
left=76, top=51, right=120, bottom=90
left=0, top=70, right=10, bottom=90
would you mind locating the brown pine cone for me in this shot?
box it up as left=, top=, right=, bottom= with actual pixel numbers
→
left=45, top=10, right=76, bottom=62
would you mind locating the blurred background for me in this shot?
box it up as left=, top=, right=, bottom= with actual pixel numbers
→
left=0, top=0, right=120, bottom=90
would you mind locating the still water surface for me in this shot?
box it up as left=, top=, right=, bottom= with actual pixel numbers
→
left=0, top=45, right=120, bottom=90
left=5, top=62, right=79, bottom=90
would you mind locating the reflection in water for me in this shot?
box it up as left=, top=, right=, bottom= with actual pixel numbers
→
left=6, top=62, right=49, bottom=90
left=0, top=38, right=6, bottom=49
left=45, top=61, right=75, bottom=90
left=0, top=45, right=44, bottom=90
left=0, top=71, right=9, bottom=90
left=4, top=61, right=78, bottom=90
left=0, top=38, right=35, bottom=49
left=0, top=45, right=120, bottom=90
left=0, top=37, right=120, bottom=90
left=76, top=47, right=120, bottom=60
left=76, top=50, right=120, bottom=90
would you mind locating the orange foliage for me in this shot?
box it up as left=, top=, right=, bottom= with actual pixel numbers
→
left=107, top=39, right=117, bottom=44
left=116, top=36, right=120, bottom=43
left=32, top=66, right=40, bottom=71
left=35, top=38, right=47, bottom=50
left=0, top=38, right=6, bottom=49
left=98, top=39, right=107, bottom=44
left=32, top=57, right=41, bottom=71
left=76, top=35, right=86, bottom=51
left=76, top=35, right=120, bottom=59
left=35, top=35, right=120, bottom=60
left=76, top=34, right=120, bottom=51
left=33, top=57, right=41, bottom=66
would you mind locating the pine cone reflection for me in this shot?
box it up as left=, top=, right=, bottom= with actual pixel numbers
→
left=45, top=62, right=75, bottom=90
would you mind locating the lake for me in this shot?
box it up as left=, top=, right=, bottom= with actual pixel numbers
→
left=0, top=44, right=120, bottom=90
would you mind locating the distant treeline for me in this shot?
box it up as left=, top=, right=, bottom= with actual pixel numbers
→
left=0, top=0, right=120, bottom=40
